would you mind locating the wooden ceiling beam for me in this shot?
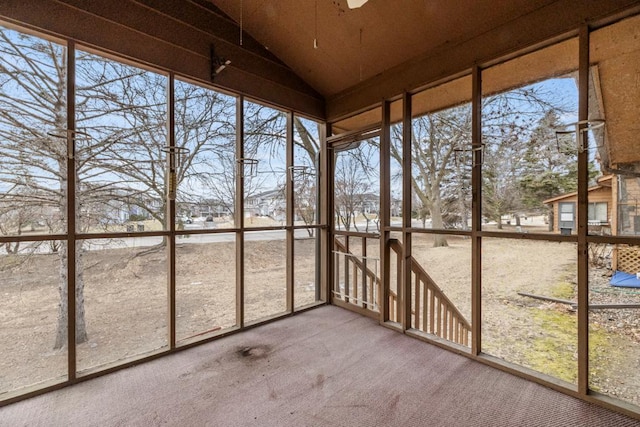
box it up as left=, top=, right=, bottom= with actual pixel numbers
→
left=0, top=0, right=325, bottom=119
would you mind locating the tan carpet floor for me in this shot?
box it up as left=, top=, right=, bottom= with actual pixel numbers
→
left=1, top=305, right=639, bottom=426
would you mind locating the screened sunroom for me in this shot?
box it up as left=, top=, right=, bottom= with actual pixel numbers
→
left=1, top=1, right=640, bottom=425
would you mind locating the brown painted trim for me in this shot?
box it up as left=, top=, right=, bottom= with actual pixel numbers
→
left=380, top=100, right=391, bottom=323
left=401, top=92, right=412, bottom=331
left=471, top=65, right=482, bottom=356
left=286, top=111, right=294, bottom=313
left=318, top=123, right=329, bottom=303
left=66, top=39, right=77, bottom=382
left=577, top=24, right=590, bottom=396
left=235, top=95, right=245, bottom=329
left=323, top=122, right=334, bottom=305
left=167, top=73, right=176, bottom=350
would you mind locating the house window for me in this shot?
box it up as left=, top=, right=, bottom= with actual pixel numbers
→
left=588, top=202, right=607, bottom=223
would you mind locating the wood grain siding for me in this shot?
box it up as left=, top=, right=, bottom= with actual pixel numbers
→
left=0, top=0, right=324, bottom=119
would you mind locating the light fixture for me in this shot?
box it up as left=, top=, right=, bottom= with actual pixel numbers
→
left=211, top=45, right=231, bottom=80
left=347, top=0, right=369, bottom=9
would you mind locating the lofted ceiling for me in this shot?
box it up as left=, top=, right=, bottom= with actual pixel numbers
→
left=209, top=0, right=556, bottom=98
left=209, top=1, right=639, bottom=167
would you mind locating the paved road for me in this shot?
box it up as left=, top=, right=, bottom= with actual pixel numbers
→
left=1, top=228, right=318, bottom=255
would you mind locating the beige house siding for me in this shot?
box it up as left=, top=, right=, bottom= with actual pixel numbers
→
left=544, top=180, right=612, bottom=233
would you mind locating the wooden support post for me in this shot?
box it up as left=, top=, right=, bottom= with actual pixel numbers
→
left=286, top=111, right=294, bottom=313
left=380, top=100, right=391, bottom=322
left=471, top=64, right=482, bottom=355
left=66, top=39, right=77, bottom=381
left=167, top=73, right=176, bottom=349
left=361, top=237, right=367, bottom=308
left=323, top=123, right=333, bottom=304
left=235, top=95, right=245, bottom=329
left=577, top=24, right=590, bottom=396
left=402, top=92, right=413, bottom=331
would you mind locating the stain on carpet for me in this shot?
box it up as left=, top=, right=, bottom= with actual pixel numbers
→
left=236, top=345, right=271, bottom=361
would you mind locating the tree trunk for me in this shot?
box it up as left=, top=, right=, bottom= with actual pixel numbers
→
left=54, top=156, right=88, bottom=349
left=430, top=196, right=449, bottom=247
left=75, top=242, right=88, bottom=344
left=53, top=242, right=88, bottom=349
left=54, top=242, right=68, bottom=350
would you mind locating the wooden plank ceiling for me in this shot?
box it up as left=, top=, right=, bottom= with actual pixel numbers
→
left=210, top=0, right=555, bottom=98
left=211, top=1, right=640, bottom=165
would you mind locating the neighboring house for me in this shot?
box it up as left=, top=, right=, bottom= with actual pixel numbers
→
left=544, top=173, right=640, bottom=275
left=544, top=173, right=640, bottom=237
left=543, top=175, right=613, bottom=235
left=245, top=188, right=286, bottom=220
left=190, top=199, right=232, bottom=218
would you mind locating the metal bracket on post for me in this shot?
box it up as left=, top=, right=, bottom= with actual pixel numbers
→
left=47, top=129, right=90, bottom=159
left=236, top=157, right=259, bottom=178
left=162, top=146, right=189, bottom=200
left=555, top=119, right=605, bottom=154
left=454, top=143, right=485, bottom=167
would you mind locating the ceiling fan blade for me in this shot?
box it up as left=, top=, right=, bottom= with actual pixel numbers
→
left=346, top=0, right=368, bottom=9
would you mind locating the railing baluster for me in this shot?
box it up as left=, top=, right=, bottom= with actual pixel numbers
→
left=352, top=260, right=358, bottom=305
left=362, top=237, right=367, bottom=309
left=442, top=305, right=447, bottom=340
left=396, top=248, right=402, bottom=322
left=422, top=280, right=427, bottom=332
left=335, top=247, right=340, bottom=300
left=345, top=237, right=350, bottom=303
left=429, top=287, right=435, bottom=334
left=390, top=295, right=395, bottom=320
left=414, top=273, right=420, bottom=329
left=437, top=299, right=442, bottom=337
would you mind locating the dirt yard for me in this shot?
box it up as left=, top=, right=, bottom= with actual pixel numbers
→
left=1, top=235, right=639, bottom=406
left=409, top=234, right=640, bottom=406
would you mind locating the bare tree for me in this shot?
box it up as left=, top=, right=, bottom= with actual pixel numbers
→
left=293, top=117, right=320, bottom=233
left=391, top=104, right=471, bottom=246
left=0, top=29, right=90, bottom=349
left=334, top=144, right=378, bottom=231
left=0, top=28, right=240, bottom=349
left=482, top=83, right=574, bottom=229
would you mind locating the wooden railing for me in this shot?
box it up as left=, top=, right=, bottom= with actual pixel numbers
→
left=389, top=239, right=471, bottom=346
left=332, top=235, right=470, bottom=347
left=333, top=236, right=381, bottom=311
